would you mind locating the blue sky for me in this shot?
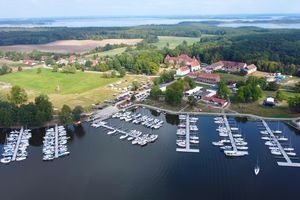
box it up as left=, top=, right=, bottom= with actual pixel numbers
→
left=0, top=0, right=299, bottom=18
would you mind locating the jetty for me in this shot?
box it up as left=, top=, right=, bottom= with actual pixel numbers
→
left=54, top=125, right=59, bottom=158
left=11, top=127, right=24, bottom=161
left=176, top=115, right=199, bottom=153
left=262, top=120, right=300, bottom=168
left=223, top=115, right=237, bottom=152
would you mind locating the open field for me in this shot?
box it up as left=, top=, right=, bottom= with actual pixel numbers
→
left=154, top=36, right=202, bottom=49
left=0, top=69, right=143, bottom=108
left=216, top=72, right=247, bottom=82
left=84, top=47, right=128, bottom=59
left=0, top=39, right=142, bottom=54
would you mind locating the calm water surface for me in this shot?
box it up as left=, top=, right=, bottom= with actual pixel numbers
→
left=1, top=108, right=300, bottom=200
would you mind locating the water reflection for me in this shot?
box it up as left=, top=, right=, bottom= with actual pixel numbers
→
left=165, top=114, right=179, bottom=125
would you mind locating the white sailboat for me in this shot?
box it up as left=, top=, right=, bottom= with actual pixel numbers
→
left=254, top=159, right=260, bottom=175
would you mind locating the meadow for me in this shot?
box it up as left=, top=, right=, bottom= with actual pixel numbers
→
left=0, top=69, right=134, bottom=108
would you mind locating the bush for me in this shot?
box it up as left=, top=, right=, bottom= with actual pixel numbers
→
left=62, top=65, right=76, bottom=74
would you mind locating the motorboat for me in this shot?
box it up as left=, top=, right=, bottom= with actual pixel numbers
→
left=190, top=140, right=199, bottom=144
left=107, top=129, right=117, bottom=135
left=284, top=147, right=294, bottom=151
left=287, top=152, right=297, bottom=156
left=277, top=136, right=288, bottom=142
left=265, top=141, right=276, bottom=146
left=254, top=162, right=260, bottom=175
left=120, top=134, right=128, bottom=140
left=271, top=149, right=281, bottom=155
left=127, top=137, right=134, bottom=141
left=190, top=136, right=199, bottom=140
left=273, top=130, right=282, bottom=134
left=237, top=146, right=249, bottom=150
left=224, top=150, right=248, bottom=157
left=16, top=156, right=26, bottom=162
left=1, top=157, right=11, bottom=164
left=212, top=141, right=224, bottom=146
left=261, top=136, right=271, bottom=140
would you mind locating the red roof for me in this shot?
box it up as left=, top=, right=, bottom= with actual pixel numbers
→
left=190, top=59, right=200, bottom=67
left=69, top=55, right=77, bottom=62
left=202, top=96, right=227, bottom=106
left=92, top=60, right=98, bottom=67
left=246, top=64, right=257, bottom=70
left=210, top=61, right=246, bottom=70
left=189, top=72, right=220, bottom=80
left=179, top=66, right=190, bottom=72
left=165, top=54, right=194, bottom=63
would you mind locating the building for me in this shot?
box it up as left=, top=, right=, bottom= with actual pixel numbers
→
left=189, top=72, right=220, bottom=84
left=22, top=60, right=37, bottom=65
left=165, top=54, right=201, bottom=73
left=245, top=64, right=257, bottom=74
left=264, top=97, right=276, bottom=107
left=201, top=96, right=228, bottom=108
left=92, top=60, right=99, bottom=67
left=69, top=55, right=77, bottom=63
left=184, top=86, right=202, bottom=96
left=176, top=66, right=190, bottom=76
left=208, top=61, right=247, bottom=73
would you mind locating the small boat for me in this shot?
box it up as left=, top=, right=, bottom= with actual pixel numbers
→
left=287, top=152, right=297, bottom=156
left=107, top=130, right=117, bottom=135
left=127, top=137, right=134, bottom=141
left=237, top=146, right=249, bottom=150
left=271, top=149, right=281, bottom=156
left=16, top=156, right=26, bottom=162
left=132, top=139, right=139, bottom=145
left=120, top=134, right=128, bottom=140
left=273, top=130, right=282, bottom=134
left=190, top=140, right=199, bottom=144
left=224, top=150, right=248, bottom=157
left=0, top=157, right=11, bottom=164
left=254, top=159, right=260, bottom=175
left=212, top=141, right=224, bottom=146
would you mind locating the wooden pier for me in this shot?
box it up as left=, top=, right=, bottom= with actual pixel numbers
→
left=11, top=127, right=24, bottom=161
left=262, top=120, right=300, bottom=168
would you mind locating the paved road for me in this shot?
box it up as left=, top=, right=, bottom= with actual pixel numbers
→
left=130, top=103, right=300, bottom=121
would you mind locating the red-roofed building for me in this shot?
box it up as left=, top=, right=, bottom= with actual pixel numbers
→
left=189, top=72, right=220, bottom=84
left=69, top=55, right=77, bottom=63
left=176, top=66, right=190, bottom=76
left=208, top=61, right=247, bottom=72
left=165, top=54, right=201, bottom=72
left=245, top=64, right=257, bottom=74
left=92, top=60, right=99, bottom=67
left=201, top=96, right=228, bottom=108
left=22, top=60, right=37, bottom=66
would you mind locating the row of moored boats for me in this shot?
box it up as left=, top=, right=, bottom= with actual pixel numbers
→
left=212, top=117, right=249, bottom=157
left=43, top=126, right=70, bottom=161
left=1, top=129, right=32, bottom=164
left=176, top=115, right=199, bottom=148
left=112, top=112, right=164, bottom=129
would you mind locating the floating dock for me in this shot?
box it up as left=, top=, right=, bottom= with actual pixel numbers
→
left=176, top=115, right=199, bottom=153
left=262, top=120, right=300, bottom=168
left=223, top=115, right=237, bottom=152
left=11, top=127, right=24, bottom=161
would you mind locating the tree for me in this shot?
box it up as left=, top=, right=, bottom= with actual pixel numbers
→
left=59, top=105, right=72, bottom=124
left=37, top=68, right=42, bottom=74
left=132, top=81, right=140, bottom=91
left=217, top=80, right=230, bottom=99
left=184, top=76, right=196, bottom=89
left=52, top=65, right=58, bottom=72
left=150, top=85, right=162, bottom=100
left=62, top=65, right=76, bottom=74
left=18, top=103, right=37, bottom=126
left=72, top=106, right=84, bottom=122
left=295, top=82, right=300, bottom=93
left=9, top=86, right=28, bottom=105
left=85, top=60, right=92, bottom=68
left=267, top=81, right=280, bottom=91
left=288, top=95, right=300, bottom=113
left=119, top=68, right=126, bottom=77
left=18, top=66, right=22, bottom=72
left=188, top=96, right=197, bottom=107
left=0, top=101, right=17, bottom=127
left=34, top=95, right=53, bottom=125
left=0, top=64, right=12, bottom=75
left=276, top=91, right=285, bottom=101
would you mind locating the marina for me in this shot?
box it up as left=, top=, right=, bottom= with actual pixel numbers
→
left=90, top=119, right=159, bottom=147
left=176, top=114, right=199, bottom=153
left=212, top=115, right=249, bottom=157
left=1, top=127, right=31, bottom=164
left=260, top=120, right=300, bottom=168
left=42, top=125, right=70, bottom=161
left=1, top=113, right=300, bottom=199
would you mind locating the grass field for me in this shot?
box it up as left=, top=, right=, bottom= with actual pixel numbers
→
left=84, top=47, right=128, bottom=59
left=216, top=72, right=247, bottom=82
left=0, top=69, right=140, bottom=108
left=154, top=36, right=203, bottom=49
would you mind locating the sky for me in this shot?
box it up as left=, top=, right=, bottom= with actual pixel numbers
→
left=0, top=0, right=300, bottom=18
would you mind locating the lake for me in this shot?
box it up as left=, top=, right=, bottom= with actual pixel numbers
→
left=1, top=108, right=300, bottom=200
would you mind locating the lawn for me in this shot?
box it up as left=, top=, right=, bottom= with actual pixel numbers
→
left=154, top=36, right=202, bottom=49
left=0, top=69, right=129, bottom=108
left=216, top=72, right=246, bottom=82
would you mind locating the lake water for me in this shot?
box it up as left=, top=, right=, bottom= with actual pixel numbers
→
left=1, top=15, right=300, bottom=29
left=1, top=108, right=300, bottom=200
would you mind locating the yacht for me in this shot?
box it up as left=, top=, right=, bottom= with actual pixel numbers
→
left=287, top=152, right=297, bottom=156
left=107, top=129, right=117, bottom=135
left=237, top=146, right=249, bottom=150
left=284, top=147, right=295, bottom=151
left=212, top=141, right=224, bottom=146
left=190, top=140, right=199, bottom=144
left=127, top=137, right=134, bottom=141
left=0, top=157, right=11, bottom=164
left=277, top=136, right=288, bottom=142
left=224, top=150, right=248, bottom=157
